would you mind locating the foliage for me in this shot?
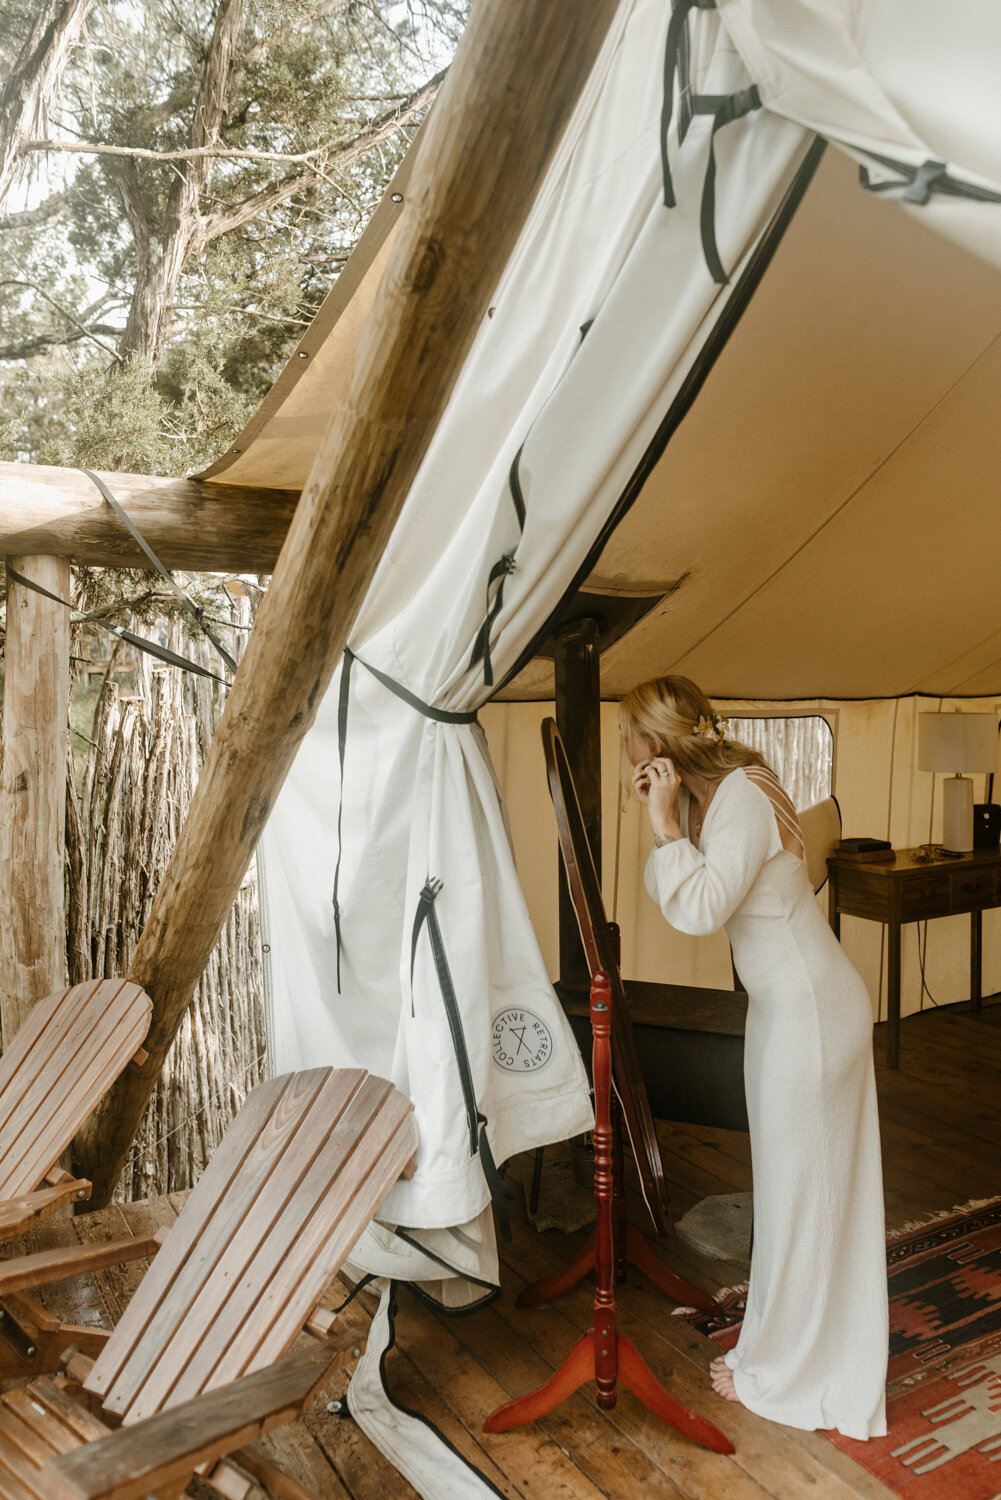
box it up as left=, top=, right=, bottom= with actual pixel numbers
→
left=0, top=0, right=465, bottom=474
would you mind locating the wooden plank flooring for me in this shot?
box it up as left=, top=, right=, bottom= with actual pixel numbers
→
left=7, top=1000, right=1001, bottom=1498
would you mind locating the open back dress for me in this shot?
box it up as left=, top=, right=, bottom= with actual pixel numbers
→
left=644, top=765, right=888, bottom=1439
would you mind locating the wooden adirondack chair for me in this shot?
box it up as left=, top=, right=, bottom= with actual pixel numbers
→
left=0, top=1066, right=417, bottom=1500
left=0, top=978, right=152, bottom=1379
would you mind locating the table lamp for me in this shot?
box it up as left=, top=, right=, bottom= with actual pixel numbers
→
left=918, top=712, right=999, bottom=853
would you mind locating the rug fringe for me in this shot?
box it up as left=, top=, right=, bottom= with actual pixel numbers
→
left=674, top=1279, right=749, bottom=1314
left=681, top=1199, right=1001, bottom=1318
left=888, top=1194, right=1001, bottom=1241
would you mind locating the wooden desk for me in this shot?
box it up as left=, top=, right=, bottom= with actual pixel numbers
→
left=827, top=847, right=1001, bottom=1069
left=556, top=979, right=749, bottom=1132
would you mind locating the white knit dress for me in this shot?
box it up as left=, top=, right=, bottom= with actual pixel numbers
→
left=644, top=768, right=888, bottom=1439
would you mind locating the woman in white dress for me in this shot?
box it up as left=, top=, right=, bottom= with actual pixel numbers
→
left=620, top=674, right=888, bottom=1440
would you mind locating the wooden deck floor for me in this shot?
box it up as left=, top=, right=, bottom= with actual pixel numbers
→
left=14, top=998, right=1001, bottom=1499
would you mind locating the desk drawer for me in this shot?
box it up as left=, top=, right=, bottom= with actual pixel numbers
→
left=951, top=868, right=998, bottom=909
left=900, top=876, right=952, bottom=921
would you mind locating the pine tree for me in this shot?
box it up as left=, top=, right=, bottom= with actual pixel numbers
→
left=0, top=0, right=463, bottom=474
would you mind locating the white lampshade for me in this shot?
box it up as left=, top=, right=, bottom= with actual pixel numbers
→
left=918, top=713, right=999, bottom=774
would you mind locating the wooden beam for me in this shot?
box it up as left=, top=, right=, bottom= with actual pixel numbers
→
left=74, top=0, right=621, bottom=1206
left=0, top=463, right=297, bottom=572
left=0, top=556, right=70, bottom=1045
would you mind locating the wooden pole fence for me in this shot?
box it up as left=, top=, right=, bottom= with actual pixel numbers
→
left=0, top=556, right=71, bottom=1045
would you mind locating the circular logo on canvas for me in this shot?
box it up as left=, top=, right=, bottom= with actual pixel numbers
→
left=491, top=1008, right=553, bottom=1073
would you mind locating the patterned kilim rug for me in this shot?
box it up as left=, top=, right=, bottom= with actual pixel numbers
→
left=685, top=1197, right=1001, bottom=1498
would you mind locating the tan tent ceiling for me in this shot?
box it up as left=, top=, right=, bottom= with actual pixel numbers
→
left=575, top=148, right=1001, bottom=703
left=202, top=146, right=1001, bottom=702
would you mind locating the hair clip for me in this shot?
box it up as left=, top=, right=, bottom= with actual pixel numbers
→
left=694, top=712, right=728, bottom=744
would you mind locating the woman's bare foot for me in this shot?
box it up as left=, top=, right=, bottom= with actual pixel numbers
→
left=710, top=1355, right=741, bottom=1403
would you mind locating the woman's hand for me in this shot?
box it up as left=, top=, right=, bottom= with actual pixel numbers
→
left=632, top=757, right=683, bottom=842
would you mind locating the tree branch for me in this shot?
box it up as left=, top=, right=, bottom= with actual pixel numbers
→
left=0, top=163, right=97, bottom=230
left=0, top=276, right=123, bottom=361
left=0, top=328, right=86, bottom=359
left=25, top=136, right=355, bottom=164
left=199, top=69, right=444, bottom=243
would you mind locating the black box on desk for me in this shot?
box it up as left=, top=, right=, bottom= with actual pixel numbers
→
left=974, top=804, right=1001, bottom=849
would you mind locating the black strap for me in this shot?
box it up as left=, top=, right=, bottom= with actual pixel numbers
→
left=468, top=553, right=517, bottom=689
left=5, top=567, right=227, bottom=683
left=350, top=648, right=479, bottom=725
left=508, top=444, right=527, bottom=530
left=391, top=1225, right=499, bottom=1300
left=661, top=0, right=718, bottom=208
left=468, top=444, right=527, bottom=689
left=331, top=647, right=478, bottom=992
left=77, top=468, right=238, bottom=674
left=329, top=1271, right=378, bottom=1313
left=660, top=0, right=764, bottom=285
left=695, top=85, right=762, bottom=285
left=331, top=647, right=355, bottom=993
left=858, top=152, right=1001, bottom=206
left=410, top=879, right=511, bottom=1244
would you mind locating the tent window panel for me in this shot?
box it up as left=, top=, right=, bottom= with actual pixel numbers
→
left=728, top=716, right=833, bottom=812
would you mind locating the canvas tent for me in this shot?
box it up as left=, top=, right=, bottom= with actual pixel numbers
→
left=196, top=1, right=1001, bottom=1491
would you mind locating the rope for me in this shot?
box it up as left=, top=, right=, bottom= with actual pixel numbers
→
left=124, top=1047, right=268, bottom=1175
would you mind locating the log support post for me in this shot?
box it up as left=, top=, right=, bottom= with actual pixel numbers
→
left=0, top=555, right=70, bottom=1046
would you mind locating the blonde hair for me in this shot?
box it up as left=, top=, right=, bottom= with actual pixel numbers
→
left=619, top=675, right=768, bottom=783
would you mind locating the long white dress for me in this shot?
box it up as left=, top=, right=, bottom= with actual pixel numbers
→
left=644, top=767, right=888, bottom=1439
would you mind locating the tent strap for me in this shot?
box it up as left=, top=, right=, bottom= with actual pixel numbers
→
left=469, top=552, right=517, bottom=687
left=391, top=1226, right=500, bottom=1310
left=660, top=1, right=763, bottom=284
left=858, top=152, right=1001, bottom=206
left=694, top=85, right=762, bottom=285
left=411, top=878, right=511, bottom=1245
left=4, top=566, right=227, bottom=683
left=469, top=444, right=528, bottom=687
left=330, top=645, right=478, bottom=991
left=660, top=0, right=718, bottom=206
left=76, top=468, right=238, bottom=674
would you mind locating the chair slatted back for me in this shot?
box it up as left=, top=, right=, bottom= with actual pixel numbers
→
left=799, top=795, right=843, bottom=894
left=0, top=980, right=152, bottom=1200
left=85, top=1067, right=416, bottom=1425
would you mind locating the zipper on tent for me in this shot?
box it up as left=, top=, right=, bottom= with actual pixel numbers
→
left=411, top=878, right=511, bottom=1244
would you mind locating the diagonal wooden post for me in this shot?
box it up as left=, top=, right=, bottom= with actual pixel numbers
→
left=75, top=0, right=622, bottom=1204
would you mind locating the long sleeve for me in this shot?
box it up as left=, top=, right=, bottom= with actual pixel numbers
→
left=643, top=772, right=778, bottom=936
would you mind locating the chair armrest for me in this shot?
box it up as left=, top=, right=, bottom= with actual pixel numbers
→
left=45, top=1332, right=363, bottom=1500
left=0, top=1180, right=92, bottom=1243
left=0, top=1230, right=166, bottom=1297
